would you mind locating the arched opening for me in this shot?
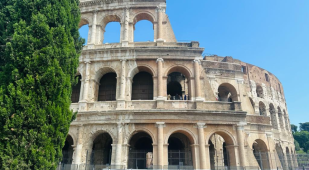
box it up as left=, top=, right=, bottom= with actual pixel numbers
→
left=128, top=132, right=153, bottom=169
left=286, top=147, right=293, bottom=170
left=252, top=139, right=270, bottom=170
left=132, top=72, right=153, bottom=100
left=278, top=107, right=284, bottom=130
left=276, top=144, right=287, bottom=170
left=79, top=19, right=89, bottom=45
left=61, top=135, right=74, bottom=164
left=218, top=83, right=238, bottom=102
left=71, top=75, right=82, bottom=103
left=256, top=85, right=264, bottom=98
left=167, top=72, right=188, bottom=100
left=98, top=73, right=117, bottom=101
left=102, top=15, right=121, bottom=44
left=208, top=133, right=236, bottom=170
left=259, top=102, right=266, bottom=116
left=134, top=20, right=154, bottom=42
left=133, top=13, right=155, bottom=42
left=269, top=104, right=278, bottom=129
left=103, top=22, right=121, bottom=44
left=167, top=133, right=193, bottom=168
left=91, top=133, right=113, bottom=166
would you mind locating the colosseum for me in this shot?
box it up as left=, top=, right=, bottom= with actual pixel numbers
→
left=60, top=0, right=297, bottom=170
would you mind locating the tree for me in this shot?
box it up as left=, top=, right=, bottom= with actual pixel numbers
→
left=294, top=131, right=309, bottom=153
left=0, top=0, right=84, bottom=169
left=299, top=122, right=309, bottom=132
left=291, top=124, right=298, bottom=134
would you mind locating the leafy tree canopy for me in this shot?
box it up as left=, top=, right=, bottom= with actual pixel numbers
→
left=291, top=124, right=298, bottom=134
left=0, top=0, right=84, bottom=169
left=294, top=131, right=309, bottom=153
left=300, top=122, right=309, bottom=132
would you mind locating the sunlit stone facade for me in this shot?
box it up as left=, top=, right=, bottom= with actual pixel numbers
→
left=62, top=0, right=296, bottom=169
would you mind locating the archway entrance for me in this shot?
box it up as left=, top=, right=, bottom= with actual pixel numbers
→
left=252, top=139, right=270, bottom=170
left=167, top=72, right=188, bottom=100
left=71, top=75, right=81, bottom=103
left=61, top=135, right=74, bottom=164
left=276, top=144, right=287, bottom=170
left=128, top=132, right=153, bottom=169
left=98, top=73, right=117, bottom=101
left=167, top=133, right=193, bottom=167
left=91, top=133, right=113, bottom=166
left=209, top=134, right=229, bottom=169
left=132, top=72, right=153, bottom=100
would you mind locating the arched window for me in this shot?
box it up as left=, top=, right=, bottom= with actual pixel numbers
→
left=79, top=18, right=90, bottom=45
left=168, top=133, right=193, bottom=167
left=252, top=139, right=270, bottom=170
left=133, top=13, right=155, bottom=42
left=218, top=83, right=238, bottom=102
left=269, top=104, right=278, bottom=129
left=134, top=20, right=154, bottom=42
left=71, top=75, right=82, bottom=103
left=278, top=107, right=284, bottom=130
left=259, top=102, right=266, bottom=116
left=256, top=85, right=264, bottom=98
left=167, top=72, right=188, bottom=100
left=101, top=15, right=121, bottom=44
left=132, top=72, right=153, bottom=100
left=98, top=73, right=117, bottom=101
left=103, top=22, right=121, bottom=44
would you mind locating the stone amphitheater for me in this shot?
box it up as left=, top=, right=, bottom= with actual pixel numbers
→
left=60, top=0, right=297, bottom=170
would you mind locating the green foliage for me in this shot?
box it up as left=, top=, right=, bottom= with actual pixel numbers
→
left=300, top=122, right=309, bottom=132
left=0, top=0, right=84, bottom=169
left=294, top=131, right=309, bottom=153
left=295, top=140, right=301, bottom=151
left=291, top=124, right=298, bottom=134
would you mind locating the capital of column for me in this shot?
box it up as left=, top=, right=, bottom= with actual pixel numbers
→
left=117, top=122, right=124, bottom=128
left=193, top=59, right=201, bottom=65
left=156, top=58, right=164, bottom=63
left=156, top=122, right=165, bottom=128
left=84, top=61, right=91, bottom=64
left=196, top=123, right=206, bottom=129
left=120, top=59, right=127, bottom=62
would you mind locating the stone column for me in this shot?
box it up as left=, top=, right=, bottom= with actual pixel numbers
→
left=91, top=11, right=97, bottom=44
left=156, top=122, right=165, bottom=168
left=205, top=144, right=211, bottom=170
left=193, top=59, right=202, bottom=101
left=73, top=125, right=84, bottom=165
left=156, top=58, right=164, bottom=98
left=197, top=123, right=207, bottom=169
left=117, top=60, right=126, bottom=109
left=236, top=124, right=247, bottom=167
left=82, top=61, right=91, bottom=102
left=122, top=7, right=129, bottom=46
left=156, top=7, right=163, bottom=40
left=115, top=123, right=123, bottom=166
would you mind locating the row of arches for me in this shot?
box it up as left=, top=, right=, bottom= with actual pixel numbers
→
left=62, top=129, right=293, bottom=169
left=71, top=68, right=239, bottom=103
left=249, top=99, right=290, bottom=131
left=79, top=13, right=155, bottom=44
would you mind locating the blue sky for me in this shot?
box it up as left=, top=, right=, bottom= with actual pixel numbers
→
left=79, top=0, right=309, bottom=126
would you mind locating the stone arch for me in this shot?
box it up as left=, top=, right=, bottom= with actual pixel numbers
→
left=67, top=132, right=77, bottom=146
left=90, top=129, right=116, bottom=144
left=277, top=106, right=284, bottom=129
left=133, top=12, right=156, bottom=26
left=218, top=83, right=238, bottom=102
left=164, top=127, right=197, bottom=145
left=205, top=129, right=237, bottom=146
left=79, top=17, right=90, bottom=28
left=259, top=101, right=267, bottom=116
left=128, top=65, right=155, bottom=79
left=62, top=134, right=75, bottom=164
left=164, top=65, right=193, bottom=78
left=251, top=139, right=270, bottom=170
left=250, top=139, right=269, bottom=151
left=125, top=128, right=156, bottom=145
left=100, top=14, right=122, bottom=29
left=94, top=67, right=118, bottom=82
